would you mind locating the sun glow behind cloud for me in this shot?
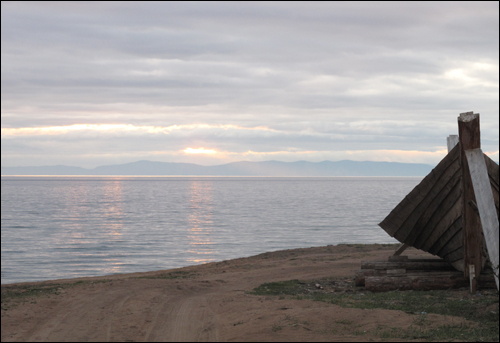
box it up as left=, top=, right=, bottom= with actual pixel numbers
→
left=184, top=148, right=217, bottom=154
left=1, top=2, right=498, bottom=169
left=1, top=121, right=485, bottom=166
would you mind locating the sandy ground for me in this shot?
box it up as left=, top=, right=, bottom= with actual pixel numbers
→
left=1, top=244, right=478, bottom=342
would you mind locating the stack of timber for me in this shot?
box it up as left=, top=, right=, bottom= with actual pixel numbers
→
left=356, top=256, right=496, bottom=292
left=378, top=143, right=499, bottom=273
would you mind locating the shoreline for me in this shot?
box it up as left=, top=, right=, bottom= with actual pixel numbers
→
left=1, top=242, right=401, bottom=286
left=2, top=243, right=498, bottom=342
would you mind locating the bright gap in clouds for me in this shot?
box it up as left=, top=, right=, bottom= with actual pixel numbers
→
left=183, top=148, right=217, bottom=154
left=1, top=2, right=498, bottom=169
left=0, top=123, right=275, bottom=136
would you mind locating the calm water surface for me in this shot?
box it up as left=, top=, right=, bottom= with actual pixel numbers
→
left=1, top=176, right=421, bottom=284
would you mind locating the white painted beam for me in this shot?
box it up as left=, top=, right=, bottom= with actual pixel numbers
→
left=465, top=148, right=499, bottom=290
left=447, top=135, right=459, bottom=153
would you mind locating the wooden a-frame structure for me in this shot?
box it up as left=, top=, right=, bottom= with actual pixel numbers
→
left=377, top=112, right=499, bottom=292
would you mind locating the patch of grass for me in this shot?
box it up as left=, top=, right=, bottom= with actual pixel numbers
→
left=335, top=319, right=354, bottom=325
left=353, top=329, right=366, bottom=336
left=1, top=279, right=112, bottom=309
left=412, top=313, right=429, bottom=326
left=2, top=284, right=63, bottom=302
left=340, top=290, right=498, bottom=324
left=251, top=279, right=305, bottom=296
left=272, top=324, right=283, bottom=332
left=311, top=257, right=344, bottom=262
left=251, top=278, right=499, bottom=341
left=377, top=323, right=494, bottom=341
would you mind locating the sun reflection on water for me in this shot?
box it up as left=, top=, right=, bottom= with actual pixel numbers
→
left=101, top=180, right=124, bottom=239
left=56, top=179, right=126, bottom=275
left=187, top=181, right=217, bottom=263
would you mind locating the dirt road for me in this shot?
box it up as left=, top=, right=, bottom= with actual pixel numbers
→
left=1, top=244, right=477, bottom=341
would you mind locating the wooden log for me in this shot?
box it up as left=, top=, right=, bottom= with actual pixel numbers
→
left=361, top=260, right=455, bottom=271
left=355, top=269, right=401, bottom=287
left=356, top=269, right=404, bottom=287
left=365, top=272, right=466, bottom=292
left=388, top=255, right=409, bottom=262
left=365, top=271, right=495, bottom=292
left=466, top=148, right=499, bottom=290
left=458, top=111, right=483, bottom=292
left=356, top=269, right=470, bottom=287
left=356, top=269, right=448, bottom=286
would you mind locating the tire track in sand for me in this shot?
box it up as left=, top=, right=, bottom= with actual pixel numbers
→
left=104, top=295, right=131, bottom=342
left=145, top=292, right=219, bottom=342
left=22, top=287, right=132, bottom=342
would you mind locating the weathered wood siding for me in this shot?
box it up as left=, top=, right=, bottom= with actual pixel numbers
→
left=378, top=143, right=499, bottom=273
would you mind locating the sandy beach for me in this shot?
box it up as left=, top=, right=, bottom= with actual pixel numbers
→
left=1, top=244, right=497, bottom=342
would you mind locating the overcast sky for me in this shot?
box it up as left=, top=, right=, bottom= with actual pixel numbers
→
left=1, top=2, right=498, bottom=168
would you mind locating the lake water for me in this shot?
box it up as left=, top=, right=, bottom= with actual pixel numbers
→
left=1, top=176, right=421, bottom=284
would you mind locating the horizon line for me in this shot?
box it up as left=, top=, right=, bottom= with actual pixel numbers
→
left=1, top=158, right=440, bottom=169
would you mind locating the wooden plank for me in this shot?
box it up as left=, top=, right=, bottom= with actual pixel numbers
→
left=361, top=260, right=454, bottom=270
left=484, top=153, right=499, bottom=187
left=395, top=160, right=461, bottom=244
left=441, top=237, right=464, bottom=271
left=443, top=245, right=464, bottom=263
left=433, top=219, right=462, bottom=255
left=405, top=171, right=461, bottom=246
left=447, top=135, right=459, bottom=152
left=379, top=144, right=460, bottom=236
left=466, top=148, right=499, bottom=290
left=419, top=197, right=463, bottom=251
left=484, top=153, right=499, bottom=218
left=429, top=216, right=462, bottom=255
left=383, top=146, right=460, bottom=239
left=412, top=179, right=462, bottom=249
left=458, top=111, right=483, bottom=292
left=392, top=243, right=409, bottom=256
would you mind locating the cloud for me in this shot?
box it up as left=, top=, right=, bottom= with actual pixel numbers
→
left=1, top=2, right=498, bottom=167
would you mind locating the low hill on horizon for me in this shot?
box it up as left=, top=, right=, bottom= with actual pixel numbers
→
left=1, top=160, right=435, bottom=176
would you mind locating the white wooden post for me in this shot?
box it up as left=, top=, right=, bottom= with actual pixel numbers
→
left=447, top=135, right=459, bottom=153
left=465, top=148, right=499, bottom=290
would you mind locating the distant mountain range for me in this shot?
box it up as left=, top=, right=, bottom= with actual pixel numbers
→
left=1, top=160, right=435, bottom=176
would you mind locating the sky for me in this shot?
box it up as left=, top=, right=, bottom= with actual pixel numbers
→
left=1, top=1, right=498, bottom=168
